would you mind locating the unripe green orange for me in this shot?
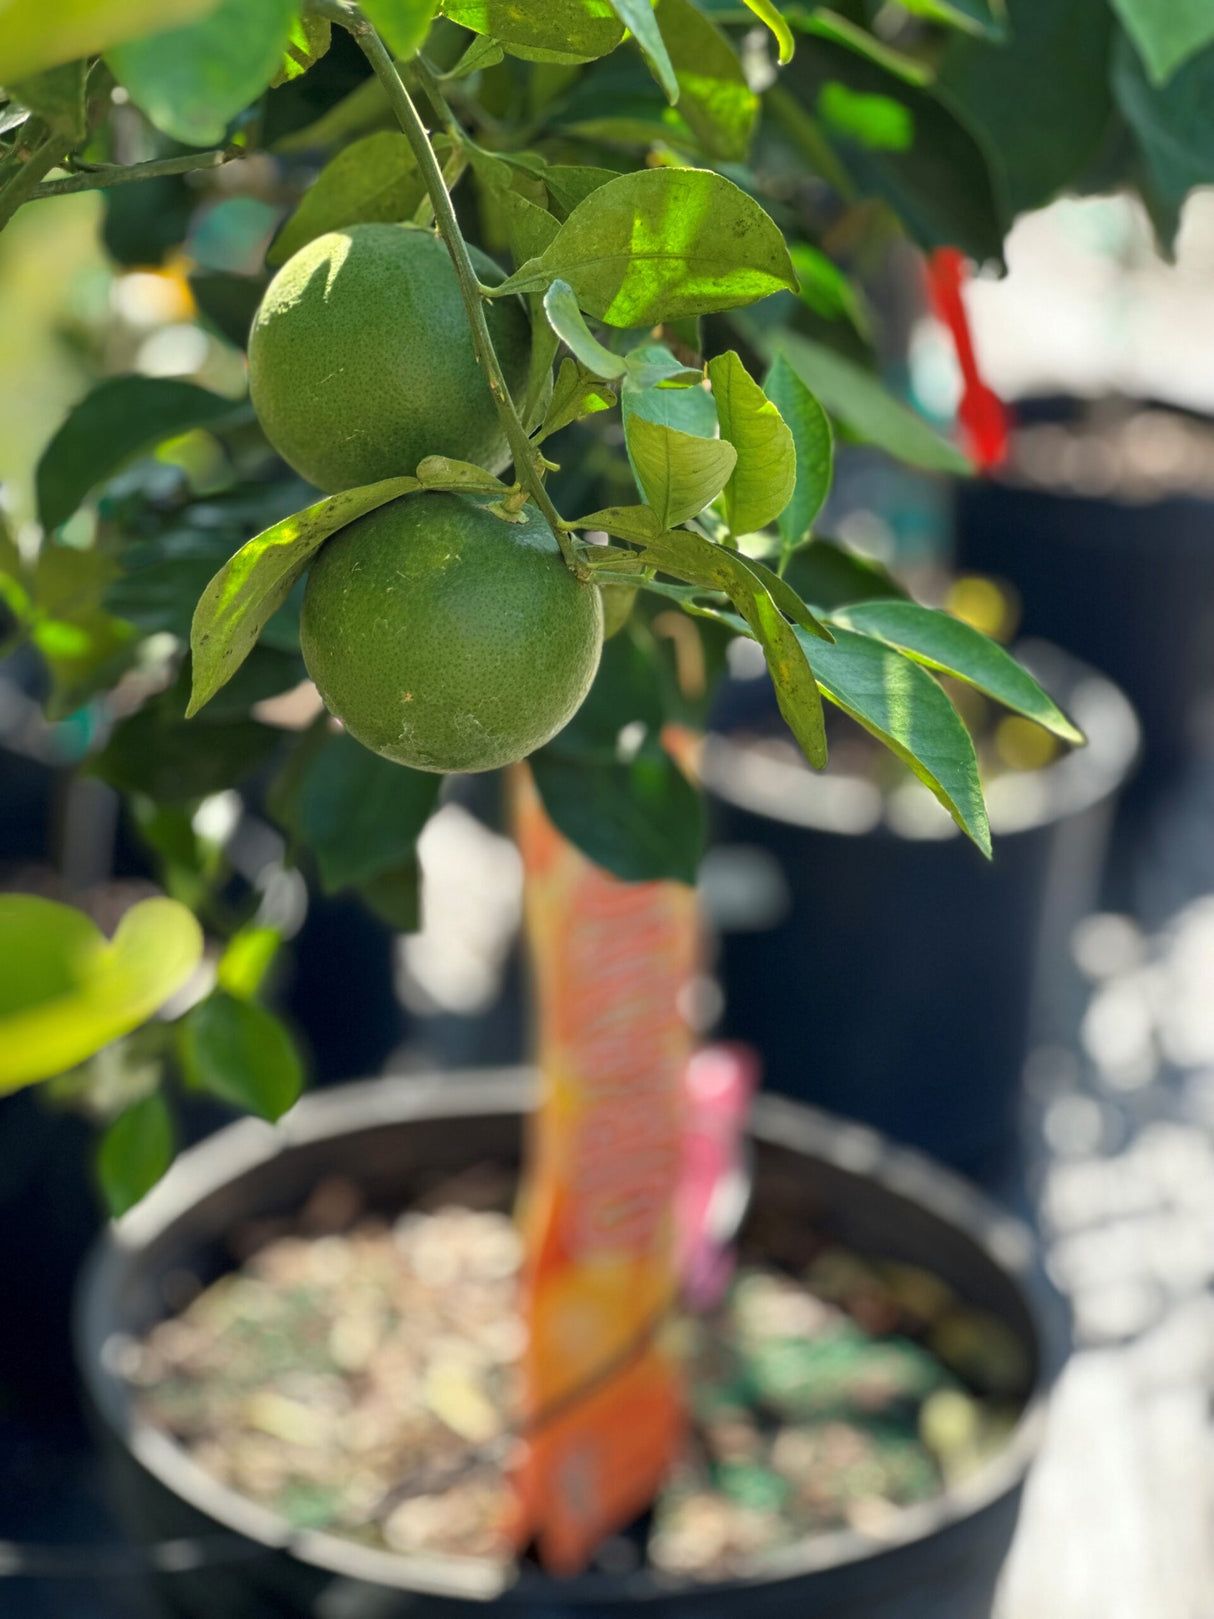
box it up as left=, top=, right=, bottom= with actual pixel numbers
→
left=248, top=224, right=531, bottom=492
left=300, top=492, right=604, bottom=773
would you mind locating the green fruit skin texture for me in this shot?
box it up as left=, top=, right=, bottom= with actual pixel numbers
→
left=301, top=492, right=604, bottom=773
left=248, top=224, right=532, bottom=493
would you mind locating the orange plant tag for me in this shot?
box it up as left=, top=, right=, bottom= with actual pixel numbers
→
left=511, top=767, right=696, bottom=1574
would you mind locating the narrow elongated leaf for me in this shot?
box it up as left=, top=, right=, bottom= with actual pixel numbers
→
left=37, top=377, right=238, bottom=532
left=797, top=625, right=990, bottom=853
left=741, top=0, right=794, bottom=63
left=625, top=416, right=736, bottom=528
left=98, top=1093, right=174, bottom=1217
left=544, top=280, right=628, bottom=378
left=835, top=600, right=1085, bottom=743
left=180, top=991, right=303, bottom=1121
left=267, top=133, right=425, bottom=266
left=439, top=0, right=625, bottom=63
left=270, top=729, right=441, bottom=891
left=495, top=168, right=798, bottom=327
left=610, top=0, right=678, bottom=102
left=188, top=477, right=418, bottom=717
left=108, top=0, right=297, bottom=147
left=0, top=0, right=215, bottom=83
left=771, top=333, right=971, bottom=475
left=360, top=0, right=438, bottom=59
left=1110, top=0, right=1214, bottom=87
left=764, top=351, right=833, bottom=561
left=708, top=350, right=796, bottom=536
left=0, top=896, right=203, bottom=1094
left=657, top=0, right=759, bottom=162
left=537, top=359, right=618, bottom=439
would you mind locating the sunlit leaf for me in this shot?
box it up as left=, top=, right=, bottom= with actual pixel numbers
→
left=0, top=896, right=203, bottom=1094
left=610, top=0, right=678, bottom=102
left=764, top=351, right=833, bottom=563
left=188, top=477, right=418, bottom=716
left=0, top=0, right=217, bottom=83
left=657, top=0, right=759, bottom=162
left=267, top=133, right=427, bottom=266
left=740, top=0, right=794, bottom=63
left=708, top=350, right=796, bottom=537
left=361, top=0, right=438, bottom=59
left=495, top=168, right=798, bottom=327
left=439, top=0, right=625, bottom=64
left=537, top=357, right=618, bottom=439
left=543, top=280, right=628, bottom=379
left=624, top=416, right=736, bottom=528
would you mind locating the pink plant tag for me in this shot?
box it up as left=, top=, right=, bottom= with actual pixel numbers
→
left=677, top=1044, right=759, bottom=1311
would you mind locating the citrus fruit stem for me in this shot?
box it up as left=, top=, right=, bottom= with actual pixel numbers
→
left=311, top=0, right=587, bottom=579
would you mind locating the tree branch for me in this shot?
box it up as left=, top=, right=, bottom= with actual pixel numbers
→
left=28, top=146, right=242, bottom=201
left=0, top=129, right=77, bottom=234
left=310, top=0, right=583, bottom=574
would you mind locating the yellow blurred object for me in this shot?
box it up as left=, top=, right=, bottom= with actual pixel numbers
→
left=945, top=574, right=1018, bottom=643
left=994, top=715, right=1059, bottom=773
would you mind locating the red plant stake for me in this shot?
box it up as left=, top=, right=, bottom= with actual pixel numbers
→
left=926, top=246, right=1009, bottom=472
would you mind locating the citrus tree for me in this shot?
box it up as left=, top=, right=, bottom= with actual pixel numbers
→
left=1, top=0, right=1212, bottom=1207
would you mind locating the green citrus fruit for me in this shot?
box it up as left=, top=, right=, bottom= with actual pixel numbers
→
left=300, top=492, right=604, bottom=772
left=248, top=224, right=532, bottom=493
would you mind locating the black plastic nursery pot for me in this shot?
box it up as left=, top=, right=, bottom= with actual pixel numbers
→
left=703, top=644, right=1138, bottom=1179
left=77, top=1071, right=1057, bottom=1619
left=954, top=402, right=1214, bottom=797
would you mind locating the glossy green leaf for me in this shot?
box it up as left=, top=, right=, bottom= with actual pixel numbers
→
left=708, top=350, right=796, bottom=537
left=360, top=0, right=438, bottom=59
left=610, top=0, right=678, bottom=102
left=37, top=377, right=238, bottom=532
left=537, top=358, right=618, bottom=439
left=797, top=625, right=990, bottom=853
left=894, top=0, right=1005, bottom=38
left=1110, top=0, right=1214, bottom=87
left=740, top=0, right=794, bottom=63
left=180, top=991, right=303, bottom=1121
left=541, top=165, right=620, bottom=215
left=765, top=351, right=833, bottom=562
left=98, top=1093, right=174, bottom=1217
left=771, top=333, right=971, bottom=475
left=940, top=0, right=1113, bottom=218
left=0, top=0, right=217, bottom=83
left=270, top=728, right=441, bottom=891
left=267, top=133, right=426, bottom=266
left=543, top=280, right=629, bottom=378
left=657, top=0, right=759, bottom=162
left=107, top=0, right=297, bottom=147
left=0, top=896, right=203, bottom=1094
left=494, top=168, right=798, bottom=327
left=188, top=476, right=418, bottom=717
left=1113, top=32, right=1214, bottom=244
left=787, top=242, right=871, bottom=334
left=624, top=415, right=736, bottom=528
left=439, top=0, right=625, bottom=63
left=835, top=600, right=1085, bottom=743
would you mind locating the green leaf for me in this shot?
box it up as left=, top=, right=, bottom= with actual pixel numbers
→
left=360, top=0, right=438, bottom=59
left=188, top=476, right=418, bottom=717
left=787, top=242, right=871, bottom=335
left=267, top=132, right=426, bottom=266
left=740, top=0, right=794, bottom=63
left=98, top=1093, right=174, bottom=1217
left=657, top=0, right=759, bottom=162
left=894, top=0, right=1005, bottom=39
left=358, top=860, right=423, bottom=930
left=11, top=61, right=88, bottom=139
left=270, top=728, right=441, bottom=891
left=1113, top=31, right=1214, bottom=243
left=0, top=896, right=203, bottom=1094
left=764, top=351, right=833, bottom=562
left=180, top=991, right=303, bottom=1121
left=271, top=14, right=331, bottom=85
left=439, top=0, right=626, bottom=63
left=622, top=371, right=717, bottom=440
left=610, top=0, right=678, bottom=102
left=835, top=600, right=1085, bottom=743
left=189, top=271, right=266, bottom=349
left=708, top=350, right=796, bottom=537
left=796, top=625, right=990, bottom=853
left=1110, top=0, right=1214, bottom=87
left=107, top=0, right=297, bottom=148
left=784, top=537, right=907, bottom=612
left=543, top=279, right=629, bottom=378
left=541, top=165, right=620, bottom=215
left=537, top=357, right=618, bottom=439
left=28, top=543, right=137, bottom=717
left=95, top=681, right=282, bottom=801
left=623, top=341, right=704, bottom=391
left=494, top=167, right=798, bottom=327
left=444, top=34, right=505, bottom=76
left=0, top=0, right=216, bottom=83
left=415, top=456, right=512, bottom=494
left=37, top=377, right=238, bottom=532
left=216, top=926, right=280, bottom=1000
left=940, top=0, right=1114, bottom=218
left=769, top=333, right=971, bottom=475
left=624, top=415, right=736, bottom=527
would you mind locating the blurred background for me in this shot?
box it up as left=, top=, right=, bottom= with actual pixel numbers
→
left=5, top=80, right=1214, bottom=1619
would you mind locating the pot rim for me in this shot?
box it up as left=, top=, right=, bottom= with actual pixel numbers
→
left=703, top=638, right=1140, bottom=840
left=76, top=1070, right=1061, bottom=1605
